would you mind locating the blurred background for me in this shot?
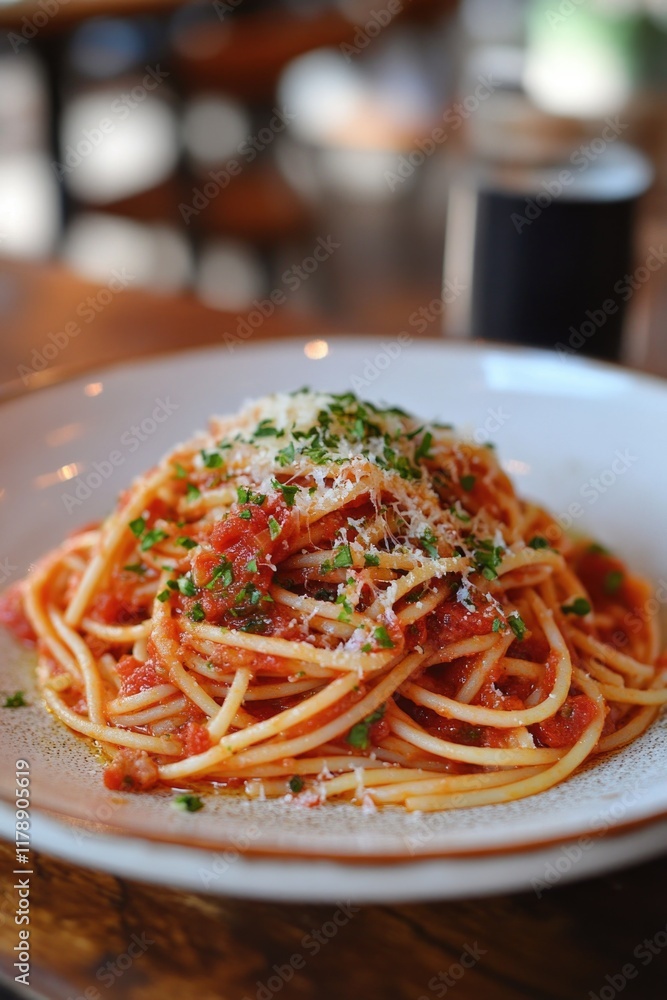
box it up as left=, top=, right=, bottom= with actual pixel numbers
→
left=1, top=0, right=667, bottom=376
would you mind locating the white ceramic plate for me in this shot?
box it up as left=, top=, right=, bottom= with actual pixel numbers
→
left=1, top=338, right=667, bottom=903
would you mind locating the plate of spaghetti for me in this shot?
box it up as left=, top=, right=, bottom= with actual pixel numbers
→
left=1, top=339, right=667, bottom=902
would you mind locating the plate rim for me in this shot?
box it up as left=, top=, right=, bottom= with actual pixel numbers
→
left=2, top=334, right=667, bottom=410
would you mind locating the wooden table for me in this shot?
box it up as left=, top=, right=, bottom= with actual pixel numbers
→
left=1, top=261, right=666, bottom=1000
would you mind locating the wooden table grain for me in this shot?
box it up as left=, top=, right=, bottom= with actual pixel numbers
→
left=1, top=261, right=666, bottom=1000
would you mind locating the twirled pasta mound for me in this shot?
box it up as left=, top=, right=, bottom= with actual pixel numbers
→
left=3, top=390, right=666, bottom=811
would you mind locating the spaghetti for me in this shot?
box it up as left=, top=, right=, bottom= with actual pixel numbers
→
left=3, top=389, right=666, bottom=811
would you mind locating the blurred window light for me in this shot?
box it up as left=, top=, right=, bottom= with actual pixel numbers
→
left=196, top=240, right=266, bottom=312
left=524, top=46, right=632, bottom=118
left=182, top=94, right=251, bottom=168
left=278, top=42, right=440, bottom=155
left=279, top=50, right=369, bottom=147
left=68, top=18, right=148, bottom=80
left=0, top=152, right=60, bottom=260
left=59, top=88, right=179, bottom=204
left=62, top=214, right=193, bottom=292
left=524, top=1, right=638, bottom=118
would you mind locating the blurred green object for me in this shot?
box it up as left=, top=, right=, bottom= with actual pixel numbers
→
left=524, top=0, right=667, bottom=116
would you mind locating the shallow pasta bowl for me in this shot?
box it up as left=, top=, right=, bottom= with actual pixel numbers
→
left=1, top=338, right=666, bottom=903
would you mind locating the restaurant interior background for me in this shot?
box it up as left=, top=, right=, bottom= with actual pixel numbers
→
left=1, top=0, right=667, bottom=379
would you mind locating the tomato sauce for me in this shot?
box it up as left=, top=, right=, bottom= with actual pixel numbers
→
left=177, top=721, right=211, bottom=757
left=530, top=694, right=598, bottom=748
left=0, top=585, right=36, bottom=645
left=117, top=655, right=160, bottom=696
left=103, top=750, right=159, bottom=791
left=427, top=598, right=498, bottom=645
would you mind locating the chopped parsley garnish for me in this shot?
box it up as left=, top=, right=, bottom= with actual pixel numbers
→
left=254, top=419, right=283, bottom=438
left=156, top=589, right=171, bottom=603
left=528, top=536, right=550, bottom=549
left=207, top=559, right=234, bottom=590
left=508, top=613, right=527, bottom=641
left=289, top=776, right=304, bottom=794
left=333, top=543, right=353, bottom=569
left=449, top=506, right=471, bottom=523
left=124, top=563, right=146, bottom=574
left=173, top=463, right=187, bottom=479
left=173, top=793, right=204, bottom=812
left=562, top=597, right=592, bottom=616
left=271, top=479, right=299, bottom=507
left=268, top=516, right=281, bottom=540
left=492, top=617, right=506, bottom=633
left=414, top=431, right=434, bottom=462
left=420, top=527, right=439, bottom=560
left=301, top=443, right=329, bottom=465
left=3, top=691, right=27, bottom=708
left=460, top=474, right=476, bottom=492
left=239, top=509, right=252, bottom=520
left=336, top=594, right=354, bottom=623
left=129, top=517, right=145, bottom=537
left=588, top=542, right=610, bottom=556
left=188, top=603, right=206, bottom=623
left=186, top=483, right=201, bottom=502
left=140, top=529, right=168, bottom=552
left=176, top=536, right=197, bottom=550
left=237, top=486, right=266, bottom=506
left=347, top=705, right=386, bottom=750
left=176, top=575, right=197, bottom=597
left=470, top=538, right=504, bottom=581
left=604, top=570, right=624, bottom=595
left=377, top=447, right=421, bottom=481
left=239, top=619, right=268, bottom=634
left=246, top=558, right=258, bottom=574
left=373, top=625, right=395, bottom=649
left=201, top=449, right=224, bottom=469
left=364, top=553, right=380, bottom=567
left=235, top=583, right=263, bottom=607
left=277, top=441, right=296, bottom=466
